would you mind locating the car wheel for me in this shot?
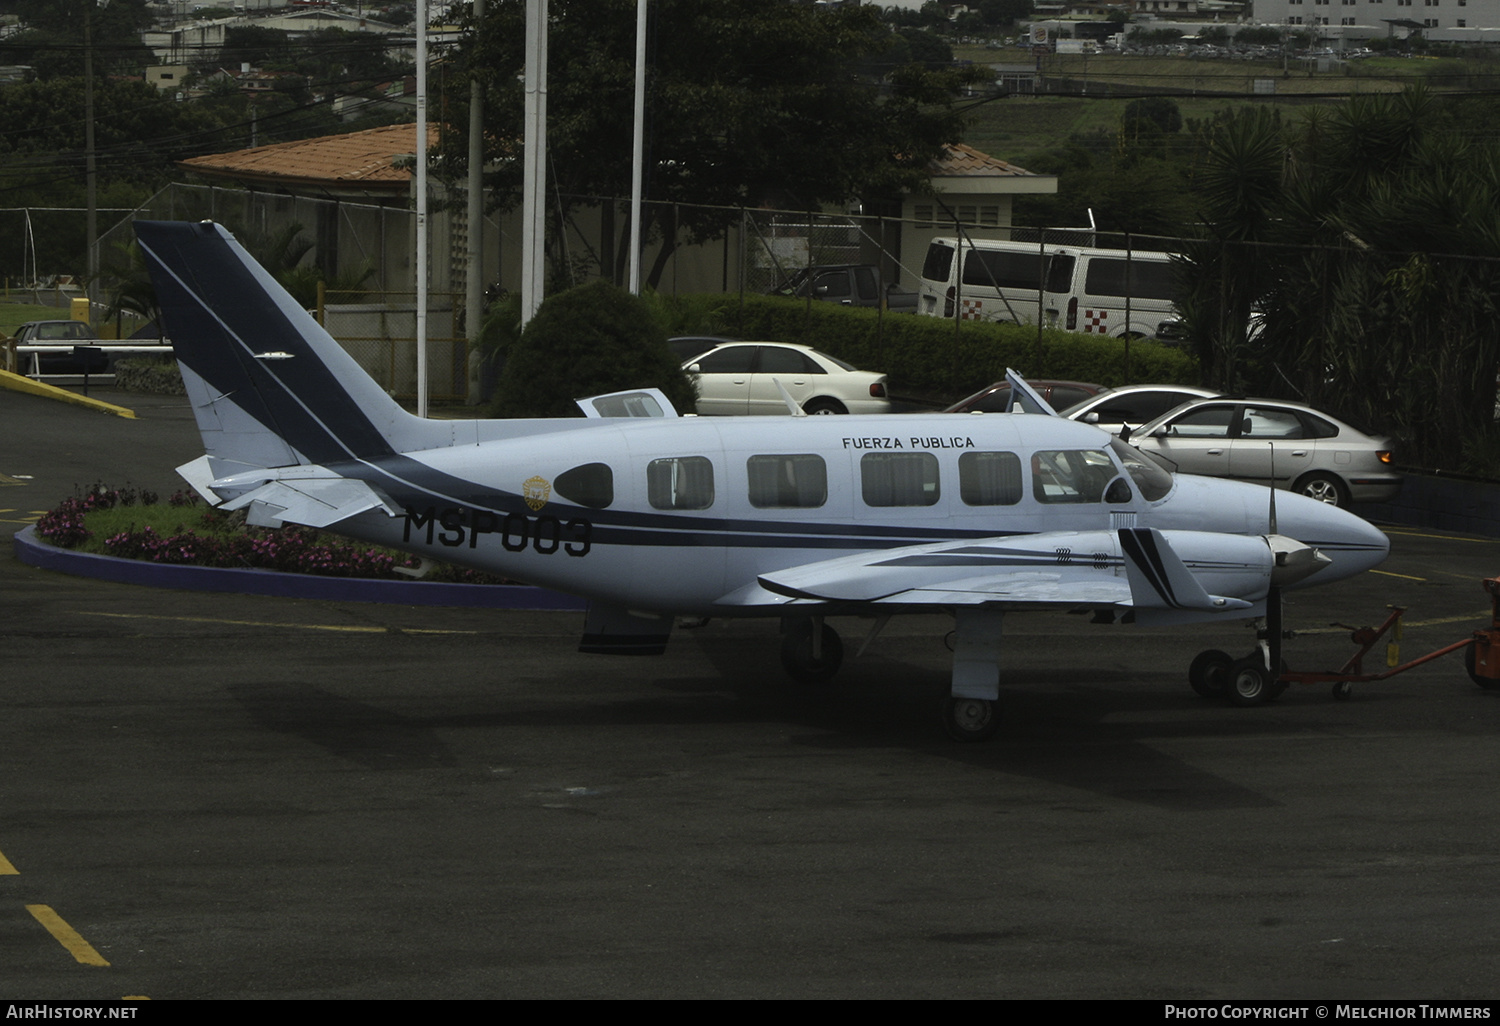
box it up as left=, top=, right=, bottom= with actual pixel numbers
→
left=803, top=398, right=847, bottom=415
left=1293, top=472, right=1350, bottom=508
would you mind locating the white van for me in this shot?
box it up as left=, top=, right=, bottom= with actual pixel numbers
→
left=917, top=237, right=1185, bottom=341
left=1042, top=246, right=1182, bottom=340
left=917, top=238, right=1050, bottom=325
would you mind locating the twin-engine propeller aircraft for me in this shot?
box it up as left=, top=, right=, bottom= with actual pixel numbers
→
left=135, top=220, right=1390, bottom=740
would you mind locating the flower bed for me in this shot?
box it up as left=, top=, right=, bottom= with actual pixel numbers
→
left=35, top=486, right=509, bottom=585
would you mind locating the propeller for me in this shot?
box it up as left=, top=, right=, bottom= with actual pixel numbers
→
left=1260, top=443, right=1331, bottom=674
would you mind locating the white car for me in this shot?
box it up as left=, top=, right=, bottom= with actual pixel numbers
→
left=684, top=341, right=890, bottom=416
left=1058, top=384, right=1222, bottom=435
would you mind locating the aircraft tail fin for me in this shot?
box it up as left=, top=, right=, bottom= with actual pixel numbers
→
left=135, top=220, right=454, bottom=480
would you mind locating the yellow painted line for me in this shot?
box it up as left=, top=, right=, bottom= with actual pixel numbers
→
left=83, top=610, right=483, bottom=636
left=1295, top=610, right=1488, bottom=635
left=0, top=849, right=17, bottom=874
left=0, top=473, right=27, bottom=485
left=0, top=369, right=135, bottom=419
left=1385, top=527, right=1500, bottom=544
left=1370, top=569, right=1427, bottom=581
left=26, top=905, right=110, bottom=966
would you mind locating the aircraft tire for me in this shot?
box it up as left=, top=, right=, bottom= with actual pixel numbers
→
left=1225, top=657, right=1271, bottom=707
left=941, top=697, right=1001, bottom=742
left=1187, top=649, right=1233, bottom=699
left=780, top=619, right=843, bottom=685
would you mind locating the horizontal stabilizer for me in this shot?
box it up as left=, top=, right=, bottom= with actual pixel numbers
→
left=219, top=476, right=400, bottom=529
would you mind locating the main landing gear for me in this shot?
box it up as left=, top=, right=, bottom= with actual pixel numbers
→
left=777, top=613, right=1005, bottom=742
left=779, top=616, right=844, bottom=685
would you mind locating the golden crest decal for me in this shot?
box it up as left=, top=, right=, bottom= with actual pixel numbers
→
left=522, top=475, right=551, bottom=511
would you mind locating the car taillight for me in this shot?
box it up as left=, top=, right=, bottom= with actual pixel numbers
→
left=1066, top=297, right=1078, bottom=331
left=1378, top=450, right=1394, bottom=465
left=870, top=382, right=887, bottom=398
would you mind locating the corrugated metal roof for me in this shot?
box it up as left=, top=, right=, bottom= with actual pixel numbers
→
left=179, top=123, right=438, bottom=193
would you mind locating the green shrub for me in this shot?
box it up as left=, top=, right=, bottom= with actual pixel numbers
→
left=492, top=280, right=696, bottom=418
left=113, top=356, right=185, bottom=395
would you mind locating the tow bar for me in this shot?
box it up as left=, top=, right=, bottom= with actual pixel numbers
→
left=1188, top=575, right=1500, bottom=704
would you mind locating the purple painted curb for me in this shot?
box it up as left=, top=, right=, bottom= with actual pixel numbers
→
left=12, top=526, right=587, bottom=611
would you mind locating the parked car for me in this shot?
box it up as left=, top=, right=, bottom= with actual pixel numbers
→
left=9, top=320, right=108, bottom=375
left=1058, top=384, right=1222, bottom=436
left=769, top=265, right=918, bottom=312
left=1130, top=396, right=1400, bottom=507
left=684, top=341, right=889, bottom=415
left=945, top=379, right=1106, bottom=414
left=669, top=335, right=737, bottom=363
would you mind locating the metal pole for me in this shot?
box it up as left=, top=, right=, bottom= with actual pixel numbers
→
left=628, top=0, right=646, bottom=294
left=520, top=0, right=548, bottom=326
left=466, top=0, right=486, bottom=403
left=416, top=0, right=429, bottom=417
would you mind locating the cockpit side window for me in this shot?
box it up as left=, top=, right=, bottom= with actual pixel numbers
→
left=1031, top=449, right=1115, bottom=504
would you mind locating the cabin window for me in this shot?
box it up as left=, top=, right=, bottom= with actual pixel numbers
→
left=1031, top=449, right=1115, bottom=504
left=647, top=456, right=714, bottom=510
left=747, top=454, right=827, bottom=509
left=554, top=462, right=614, bottom=509
left=958, top=451, right=1023, bottom=506
left=861, top=452, right=940, bottom=507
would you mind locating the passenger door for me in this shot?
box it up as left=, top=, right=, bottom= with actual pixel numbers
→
left=1140, top=403, right=1240, bottom=476
left=1227, top=404, right=1315, bottom=487
left=747, top=346, right=820, bottom=414
left=689, top=345, right=758, bottom=415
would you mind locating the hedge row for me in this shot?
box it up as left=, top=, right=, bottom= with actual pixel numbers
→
left=673, top=293, right=1201, bottom=405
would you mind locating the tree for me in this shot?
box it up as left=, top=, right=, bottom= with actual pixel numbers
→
left=1176, top=89, right=1500, bottom=469
left=5, top=0, right=155, bottom=79
left=491, top=279, right=694, bottom=418
left=439, top=0, right=982, bottom=289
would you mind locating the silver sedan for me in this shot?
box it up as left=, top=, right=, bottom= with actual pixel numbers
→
left=1130, top=396, right=1400, bottom=507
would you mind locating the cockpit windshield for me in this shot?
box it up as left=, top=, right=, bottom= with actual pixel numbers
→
left=1109, top=438, right=1174, bottom=502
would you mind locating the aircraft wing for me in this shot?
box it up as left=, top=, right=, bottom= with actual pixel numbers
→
left=737, top=528, right=1265, bottom=623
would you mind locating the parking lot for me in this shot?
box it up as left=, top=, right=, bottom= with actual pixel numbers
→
left=3, top=386, right=1499, bottom=999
